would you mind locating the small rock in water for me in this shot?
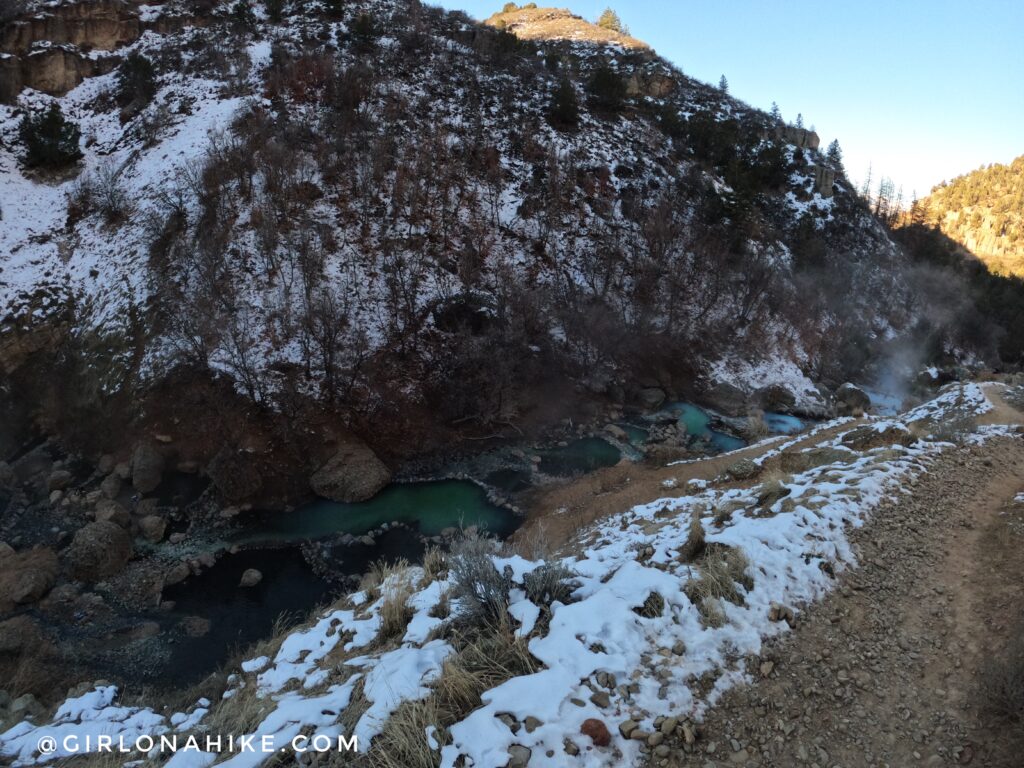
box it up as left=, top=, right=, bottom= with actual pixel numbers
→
left=239, top=568, right=263, bottom=588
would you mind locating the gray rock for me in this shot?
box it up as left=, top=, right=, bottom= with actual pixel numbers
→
left=131, top=442, right=165, bottom=494
left=726, top=458, right=761, bottom=481
left=10, top=693, right=42, bottom=719
left=604, top=424, right=628, bottom=441
left=180, top=615, right=211, bottom=637
left=94, top=499, right=131, bottom=528
left=138, top=514, right=166, bottom=543
left=507, top=744, right=531, bottom=768
left=99, top=473, right=122, bottom=500
left=164, top=561, right=191, bottom=586
left=637, top=387, right=666, bottom=410
left=835, top=382, right=871, bottom=415
left=310, top=437, right=391, bottom=503
left=64, top=522, right=133, bottom=582
left=207, top=447, right=263, bottom=502
left=755, top=383, right=796, bottom=412
left=704, top=382, right=749, bottom=417
left=238, top=568, right=263, bottom=588
left=0, top=547, right=58, bottom=610
left=0, top=461, right=15, bottom=490
left=47, top=469, right=73, bottom=492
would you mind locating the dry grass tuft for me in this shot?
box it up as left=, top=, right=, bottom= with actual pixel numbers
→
left=685, top=544, right=753, bottom=628
left=744, top=414, right=770, bottom=441
left=634, top=591, right=666, bottom=618
left=678, top=509, right=706, bottom=561
left=365, top=697, right=445, bottom=768
left=435, top=618, right=539, bottom=717
left=713, top=499, right=744, bottom=526
left=422, top=546, right=447, bottom=582
left=377, top=572, right=415, bottom=643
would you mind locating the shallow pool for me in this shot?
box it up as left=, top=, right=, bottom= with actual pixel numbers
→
left=237, top=479, right=520, bottom=544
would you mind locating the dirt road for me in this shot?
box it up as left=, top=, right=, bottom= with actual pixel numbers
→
left=647, top=389, right=1024, bottom=768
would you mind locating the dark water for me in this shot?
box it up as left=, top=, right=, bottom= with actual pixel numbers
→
left=156, top=548, right=335, bottom=685
left=154, top=472, right=210, bottom=507
left=236, top=479, right=520, bottom=544
left=485, top=468, right=534, bottom=494
left=538, top=437, right=622, bottom=476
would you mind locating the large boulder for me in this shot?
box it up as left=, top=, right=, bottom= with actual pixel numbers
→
left=755, top=384, right=796, bottom=413
left=703, top=382, right=749, bottom=417
left=131, top=442, right=165, bottom=494
left=65, top=521, right=132, bottom=582
left=835, top=383, right=871, bottom=415
left=206, top=447, right=263, bottom=502
left=310, top=437, right=391, bottom=503
left=725, top=458, right=761, bottom=481
left=0, top=547, right=59, bottom=612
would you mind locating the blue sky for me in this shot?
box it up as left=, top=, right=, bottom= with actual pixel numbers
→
left=432, top=0, right=1024, bottom=199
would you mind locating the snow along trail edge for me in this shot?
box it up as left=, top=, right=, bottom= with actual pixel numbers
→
left=0, top=383, right=1005, bottom=767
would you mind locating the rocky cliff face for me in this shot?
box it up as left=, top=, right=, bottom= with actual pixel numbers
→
left=0, top=1, right=206, bottom=101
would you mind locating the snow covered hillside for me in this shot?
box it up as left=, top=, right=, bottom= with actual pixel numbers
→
left=1, top=0, right=919, bottom=445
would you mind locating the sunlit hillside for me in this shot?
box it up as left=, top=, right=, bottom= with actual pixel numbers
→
left=909, top=155, right=1024, bottom=277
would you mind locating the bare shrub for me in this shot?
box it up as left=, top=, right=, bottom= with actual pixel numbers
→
left=744, top=414, right=770, bottom=441
left=448, top=536, right=512, bottom=626
left=93, top=162, right=132, bottom=224
left=522, top=560, right=576, bottom=607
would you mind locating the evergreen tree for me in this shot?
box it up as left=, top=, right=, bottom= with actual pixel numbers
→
left=718, top=75, right=728, bottom=93
left=826, top=139, right=843, bottom=169
left=19, top=103, right=82, bottom=168
left=265, top=0, right=283, bottom=22
left=115, top=52, right=157, bottom=108
left=586, top=64, right=626, bottom=114
left=547, top=78, right=579, bottom=131
left=597, top=8, right=624, bottom=33
left=795, top=113, right=804, bottom=129
left=769, top=102, right=782, bottom=123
